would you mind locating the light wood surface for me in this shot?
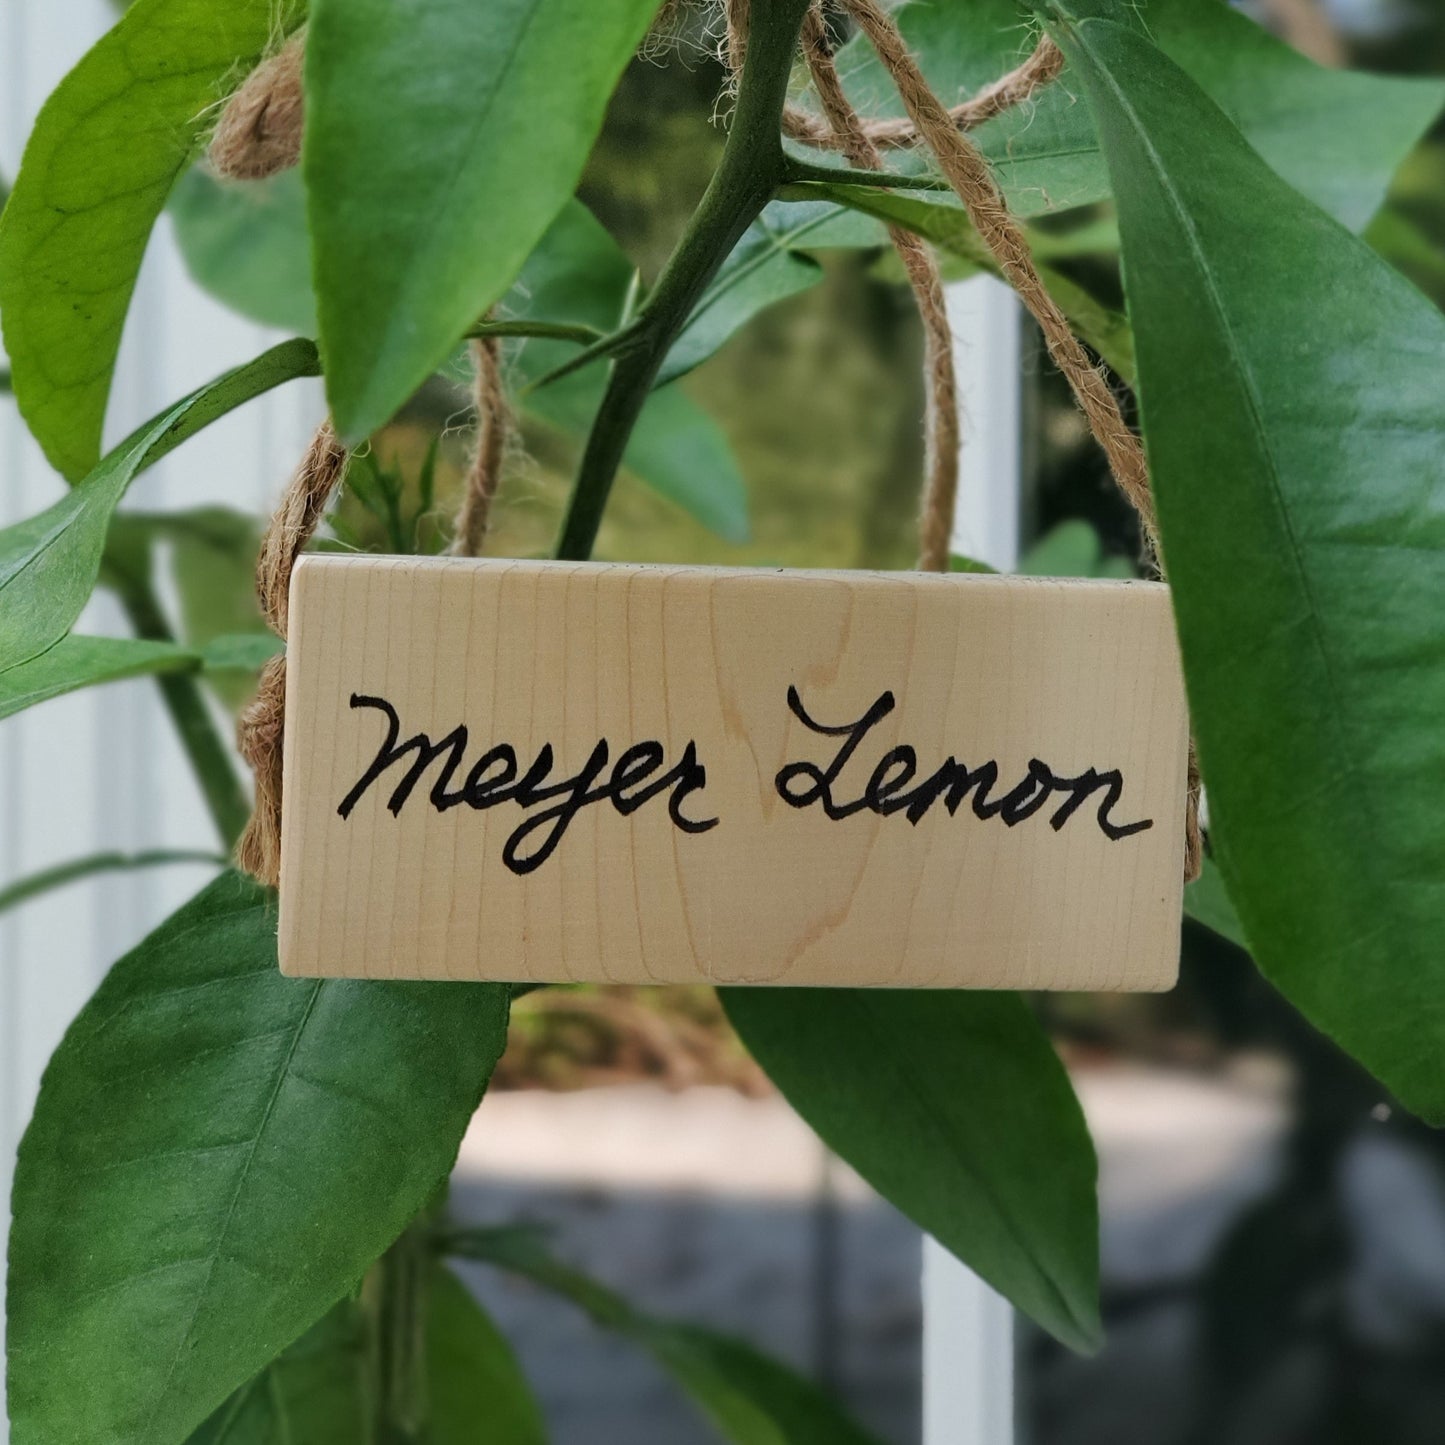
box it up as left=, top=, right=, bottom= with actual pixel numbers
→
left=278, top=556, right=1188, bottom=989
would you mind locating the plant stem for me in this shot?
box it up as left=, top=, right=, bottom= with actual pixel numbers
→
left=553, top=0, right=815, bottom=561
left=116, top=576, right=251, bottom=852
left=464, top=318, right=604, bottom=347
left=779, top=158, right=953, bottom=192
left=367, top=1210, right=433, bottom=1442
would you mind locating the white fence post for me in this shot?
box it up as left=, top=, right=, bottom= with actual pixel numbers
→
left=923, top=274, right=1024, bottom=1445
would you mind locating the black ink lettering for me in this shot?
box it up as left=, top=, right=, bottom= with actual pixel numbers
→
left=462, top=745, right=518, bottom=809
left=664, top=742, right=718, bottom=835
left=774, top=685, right=1153, bottom=844
left=610, top=742, right=666, bottom=814
left=337, top=694, right=468, bottom=818
left=897, top=758, right=1000, bottom=825
left=865, top=746, right=918, bottom=815
left=775, top=686, right=896, bottom=819
left=996, top=759, right=1057, bottom=827
left=339, top=694, right=718, bottom=876
left=1046, top=767, right=1153, bottom=840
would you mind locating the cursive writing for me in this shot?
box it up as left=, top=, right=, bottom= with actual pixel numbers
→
left=774, top=687, right=1152, bottom=840
left=338, top=694, right=717, bottom=875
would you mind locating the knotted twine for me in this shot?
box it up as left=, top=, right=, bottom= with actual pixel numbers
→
left=233, top=2, right=1200, bottom=886
left=215, top=26, right=512, bottom=886
left=209, top=29, right=306, bottom=180
left=753, top=0, right=1199, bottom=877
left=799, top=8, right=960, bottom=573
left=235, top=363, right=510, bottom=887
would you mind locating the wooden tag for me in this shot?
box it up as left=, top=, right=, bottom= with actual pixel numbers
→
left=278, top=556, right=1187, bottom=990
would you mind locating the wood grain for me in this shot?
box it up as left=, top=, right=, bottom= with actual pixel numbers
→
left=278, top=556, right=1188, bottom=989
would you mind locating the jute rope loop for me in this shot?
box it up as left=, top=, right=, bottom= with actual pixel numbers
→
left=799, top=6, right=959, bottom=573
left=209, top=29, right=306, bottom=181
left=450, top=335, right=511, bottom=557
left=236, top=344, right=511, bottom=885
left=235, top=2, right=1199, bottom=886
left=784, top=31, right=1066, bottom=151
left=783, top=0, right=1199, bottom=878
left=838, top=0, right=1159, bottom=565
left=236, top=422, right=349, bottom=886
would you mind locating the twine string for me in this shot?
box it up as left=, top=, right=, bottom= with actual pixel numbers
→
left=839, top=0, right=1159, bottom=564
left=784, top=30, right=1065, bottom=150
left=234, top=2, right=1199, bottom=888
left=236, top=422, right=349, bottom=886
left=450, top=334, right=511, bottom=557
left=799, top=5, right=960, bottom=573
left=209, top=29, right=306, bottom=181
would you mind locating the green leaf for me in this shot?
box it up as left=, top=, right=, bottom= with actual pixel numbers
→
left=428, top=1263, right=546, bottom=1445
left=527, top=374, right=749, bottom=542
left=1046, top=5, right=1445, bottom=1120
left=790, top=184, right=1137, bottom=379
left=448, top=1227, right=881, bottom=1445
left=186, top=1300, right=373, bottom=1445
left=0, top=0, right=302, bottom=480
left=7, top=872, right=511, bottom=1445
left=833, top=0, right=1442, bottom=230
left=948, top=553, right=996, bottom=574
left=0, top=339, right=319, bottom=677
left=0, top=849, right=225, bottom=918
left=110, top=507, right=276, bottom=706
left=508, top=204, right=750, bottom=540
left=659, top=202, right=882, bottom=387
left=722, top=990, right=1099, bottom=1352
left=170, top=168, right=318, bottom=337
left=306, top=0, right=663, bottom=442
left=0, top=634, right=195, bottom=720
left=200, top=634, right=284, bottom=672
left=1019, top=519, right=1133, bottom=579
left=1184, top=858, right=1247, bottom=953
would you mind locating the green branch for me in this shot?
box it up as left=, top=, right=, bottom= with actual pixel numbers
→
left=115, top=575, right=251, bottom=852
left=464, top=318, right=604, bottom=347
left=779, top=158, right=952, bottom=192
left=553, top=0, right=815, bottom=561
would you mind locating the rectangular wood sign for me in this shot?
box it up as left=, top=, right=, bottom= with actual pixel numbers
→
left=278, top=556, right=1188, bottom=990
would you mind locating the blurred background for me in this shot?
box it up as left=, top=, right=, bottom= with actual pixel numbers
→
left=6, top=0, right=1445, bottom=1441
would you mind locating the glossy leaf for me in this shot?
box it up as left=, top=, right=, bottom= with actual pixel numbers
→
left=428, top=1264, right=547, bottom=1445
left=306, top=0, right=663, bottom=442
left=834, top=0, right=1442, bottom=229
left=0, top=849, right=224, bottom=918
left=788, top=184, right=1137, bottom=379
left=111, top=507, right=276, bottom=706
left=170, top=169, right=317, bottom=337
left=659, top=201, right=884, bottom=386
left=721, top=990, right=1099, bottom=1351
left=0, top=340, right=319, bottom=676
left=187, top=1269, right=544, bottom=1445
left=1046, top=3, right=1445, bottom=1119
left=449, top=1227, right=882, bottom=1445
left=1185, top=858, right=1247, bottom=953
left=0, top=634, right=194, bottom=721
left=508, top=204, right=750, bottom=540
left=530, top=375, right=750, bottom=542
left=1019, top=519, right=1133, bottom=580
left=7, top=873, right=511, bottom=1445
left=186, top=1300, right=373, bottom=1445
left=200, top=635, right=284, bottom=672
left=0, top=0, right=301, bottom=479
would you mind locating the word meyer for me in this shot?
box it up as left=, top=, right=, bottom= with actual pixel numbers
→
left=337, top=688, right=1153, bottom=877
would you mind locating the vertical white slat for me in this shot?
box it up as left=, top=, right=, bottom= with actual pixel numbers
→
left=0, top=8, right=322, bottom=1438
left=923, top=274, right=1023, bottom=1445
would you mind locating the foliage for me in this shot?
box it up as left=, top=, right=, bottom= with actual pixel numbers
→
left=722, top=989, right=1100, bottom=1351
left=2, top=0, right=1444, bottom=1440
